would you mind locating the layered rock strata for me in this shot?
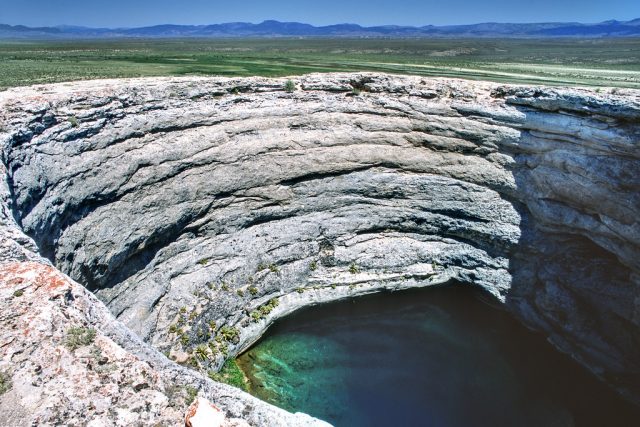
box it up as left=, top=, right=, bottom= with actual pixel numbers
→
left=0, top=73, right=638, bottom=423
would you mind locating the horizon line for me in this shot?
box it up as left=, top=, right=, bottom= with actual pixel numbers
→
left=4, top=16, right=640, bottom=30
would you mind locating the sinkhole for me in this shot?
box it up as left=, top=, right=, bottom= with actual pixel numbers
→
left=236, top=284, right=640, bottom=427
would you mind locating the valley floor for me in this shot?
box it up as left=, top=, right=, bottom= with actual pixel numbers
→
left=0, top=37, right=639, bottom=90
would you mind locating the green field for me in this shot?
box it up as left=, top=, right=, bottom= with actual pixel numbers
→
left=1, top=38, right=639, bottom=90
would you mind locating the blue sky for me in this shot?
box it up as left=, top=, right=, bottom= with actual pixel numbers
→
left=1, top=0, right=639, bottom=27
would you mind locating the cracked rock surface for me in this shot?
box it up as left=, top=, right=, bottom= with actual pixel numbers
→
left=0, top=73, right=639, bottom=423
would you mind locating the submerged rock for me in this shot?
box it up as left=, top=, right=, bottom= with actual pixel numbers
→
left=0, top=73, right=638, bottom=423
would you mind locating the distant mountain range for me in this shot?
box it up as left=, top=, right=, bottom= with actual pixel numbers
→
left=2, top=18, right=640, bottom=39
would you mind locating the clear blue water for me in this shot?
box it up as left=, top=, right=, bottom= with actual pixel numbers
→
left=237, top=285, right=640, bottom=427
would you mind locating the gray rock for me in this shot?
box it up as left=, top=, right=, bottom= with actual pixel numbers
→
left=0, top=259, right=327, bottom=426
left=0, top=73, right=638, bottom=423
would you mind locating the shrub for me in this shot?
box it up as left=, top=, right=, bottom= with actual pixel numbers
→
left=65, top=327, right=96, bottom=350
left=250, top=310, right=262, bottom=322
left=180, top=334, right=190, bottom=347
left=349, top=263, right=360, bottom=274
left=208, top=359, right=247, bottom=391
left=185, top=386, right=198, bottom=404
left=13, top=289, right=24, bottom=297
left=0, top=371, right=11, bottom=395
left=219, top=342, right=229, bottom=356
left=296, top=287, right=305, bottom=294
left=309, top=260, right=318, bottom=271
left=236, top=289, right=245, bottom=297
left=248, top=286, right=258, bottom=296
left=208, top=341, right=218, bottom=355
left=194, top=344, right=210, bottom=361
left=219, top=325, right=239, bottom=343
left=284, top=80, right=295, bottom=92
left=268, top=263, right=279, bottom=273
left=186, top=355, right=199, bottom=368
left=197, top=328, right=210, bottom=340
left=250, top=298, right=280, bottom=322
left=68, top=115, right=78, bottom=127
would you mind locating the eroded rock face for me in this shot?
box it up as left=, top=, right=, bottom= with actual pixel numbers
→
left=0, top=74, right=639, bottom=421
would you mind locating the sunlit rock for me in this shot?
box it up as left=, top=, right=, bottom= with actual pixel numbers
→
left=0, top=73, right=638, bottom=423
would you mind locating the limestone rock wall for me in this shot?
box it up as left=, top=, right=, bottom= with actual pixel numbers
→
left=1, top=74, right=638, bottom=418
left=0, top=132, right=328, bottom=425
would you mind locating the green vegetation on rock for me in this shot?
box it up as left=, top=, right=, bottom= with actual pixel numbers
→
left=250, top=297, right=280, bottom=322
left=219, top=342, right=229, bottom=356
left=219, top=325, right=239, bottom=342
left=180, top=334, right=190, bottom=347
left=64, top=327, right=96, bottom=350
left=197, top=257, right=210, bottom=266
left=0, top=371, right=11, bottom=395
left=284, top=79, right=296, bottom=92
left=208, top=359, right=248, bottom=391
left=184, top=385, right=198, bottom=405
left=268, top=263, right=279, bottom=273
left=349, top=263, right=360, bottom=274
left=194, top=344, right=210, bottom=361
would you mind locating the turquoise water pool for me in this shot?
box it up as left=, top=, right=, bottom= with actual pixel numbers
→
left=237, top=285, right=639, bottom=426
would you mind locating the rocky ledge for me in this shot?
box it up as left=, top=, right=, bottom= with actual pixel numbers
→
left=0, top=73, right=638, bottom=424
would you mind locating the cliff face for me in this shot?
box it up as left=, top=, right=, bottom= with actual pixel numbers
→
left=0, top=261, right=324, bottom=426
left=0, top=73, right=638, bottom=423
